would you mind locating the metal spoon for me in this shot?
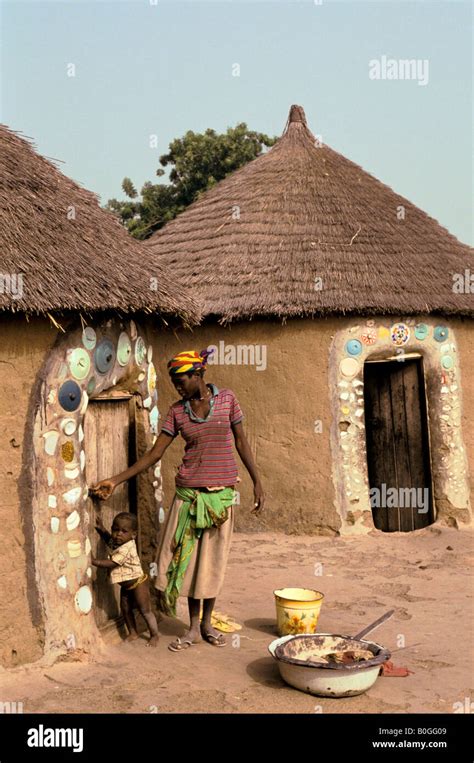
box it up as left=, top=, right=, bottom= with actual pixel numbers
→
left=353, top=609, right=395, bottom=641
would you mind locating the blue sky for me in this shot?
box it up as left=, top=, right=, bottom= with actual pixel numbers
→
left=2, top=0, right=472, bottom=244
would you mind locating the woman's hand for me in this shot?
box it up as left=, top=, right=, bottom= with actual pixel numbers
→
left=89, top=479, right=117, bottom=501
left=251, top=482, right=265, bottom=514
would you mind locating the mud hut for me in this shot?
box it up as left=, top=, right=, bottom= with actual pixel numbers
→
left=0, top=125, right=200, bottom=667
left=145, top=104, right=473, bottom=538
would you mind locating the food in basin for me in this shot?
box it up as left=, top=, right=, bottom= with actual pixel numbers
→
left=269, top=633, right=391, bottom=697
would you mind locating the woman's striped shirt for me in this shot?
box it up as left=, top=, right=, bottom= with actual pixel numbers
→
left=161, top=385, right=243, bottom=487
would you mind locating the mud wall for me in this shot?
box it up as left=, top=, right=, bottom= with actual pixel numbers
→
left=0, top=315, right=57, bottom=667
left=0, top=315, right=161, bottom=667
left=146, top=316, right=473, bottom=535
left=146, top=317, right=343, bottom=536
left=450, top=317, right=474, bottom=511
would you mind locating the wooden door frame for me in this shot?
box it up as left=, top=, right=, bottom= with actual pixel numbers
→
left=364, top=355, right=435, bottom=531
left=329, top=320, right=472, bottom=535
left=86, top=393, right=141, bottom=634
left=88, top=392, right=139, bottom=535
left=32, top=318, right=163, bottom=658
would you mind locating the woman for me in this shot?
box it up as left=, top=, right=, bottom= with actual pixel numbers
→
left=91, top=348, right=264, bottom=651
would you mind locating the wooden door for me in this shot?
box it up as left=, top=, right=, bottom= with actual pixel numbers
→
left=84, top=397, right=137, bottom=629
left=364, top=358, right=433, bottom=532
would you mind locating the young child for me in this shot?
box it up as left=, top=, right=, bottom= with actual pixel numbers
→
left=91, top=511, right=159, bottom=647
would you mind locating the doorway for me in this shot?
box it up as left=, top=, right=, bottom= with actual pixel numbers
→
left=364, top=356, right=434, bottom=532
left=84, top=394, right=138, bottom=630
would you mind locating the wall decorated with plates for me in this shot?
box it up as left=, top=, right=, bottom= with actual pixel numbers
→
left=329, top=318, right=471, bottom=535
left=32, top=318, right=162, bottom=655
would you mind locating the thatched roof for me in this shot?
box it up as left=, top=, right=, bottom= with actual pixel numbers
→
left=146, top=104, right=473, bottom=323
left=0, top=125, right=200, bottom=324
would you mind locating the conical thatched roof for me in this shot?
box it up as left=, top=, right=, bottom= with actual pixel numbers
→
left=146, top=104, right=473, bottom=323
left=0, top=125, right=200, bottom=325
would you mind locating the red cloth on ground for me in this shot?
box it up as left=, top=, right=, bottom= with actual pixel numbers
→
left=380, top=660, right=414, bottom=677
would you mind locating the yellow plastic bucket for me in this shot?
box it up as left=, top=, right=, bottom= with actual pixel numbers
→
left=274, top=588, right=324, bottom=636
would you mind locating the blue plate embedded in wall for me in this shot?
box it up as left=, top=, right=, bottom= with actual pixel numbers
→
left=82, top=327, right=97, bottom=350
left=68, top=348, right=91, bottom=380
left=434, top=326, right=449, bottom=342
left=414, top=323, right=429, bottom=340
left=135, top=337, right=147, bottom=365
left=441, top=355, right=453, bottom=369
left=94, top=340, right=116, bottom=374
left=117, top=332, right=132, bottom=366
left=345, top=339, right=362, bottom=356
left=58, top=380, right=82, bottom=412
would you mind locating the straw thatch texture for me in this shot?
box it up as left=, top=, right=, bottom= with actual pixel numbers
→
left=147, top=104, right=473, bottom=323
left=0, top=125, right=201, bottom=324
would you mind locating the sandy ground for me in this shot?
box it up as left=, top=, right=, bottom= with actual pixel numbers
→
left=1, top=526, right=473, bottom=714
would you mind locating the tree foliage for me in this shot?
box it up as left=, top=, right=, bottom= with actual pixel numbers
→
left=105, top=122, right=278, bottom=239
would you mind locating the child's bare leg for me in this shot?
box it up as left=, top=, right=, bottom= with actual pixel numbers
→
left=133, top=583, right=159, bottom=646
left=121, top=588, right=139, bottom=641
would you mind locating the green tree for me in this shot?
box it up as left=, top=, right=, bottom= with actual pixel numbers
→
left=105, top=122, right=278, bottom=239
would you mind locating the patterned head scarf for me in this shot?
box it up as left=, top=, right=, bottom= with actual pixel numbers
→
left=167, top=348, right=215, bottom=376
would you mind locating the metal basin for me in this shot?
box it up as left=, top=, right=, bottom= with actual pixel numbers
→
left=268, top=633, right=391, bottom=697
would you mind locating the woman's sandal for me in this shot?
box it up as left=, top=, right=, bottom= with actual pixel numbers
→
left=201, top=631, right=227, bottom=647
left=168, top=637, right=197, bottom=652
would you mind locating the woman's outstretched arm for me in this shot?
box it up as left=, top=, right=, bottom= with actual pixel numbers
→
left=90, top=431, right=175, bottom=500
